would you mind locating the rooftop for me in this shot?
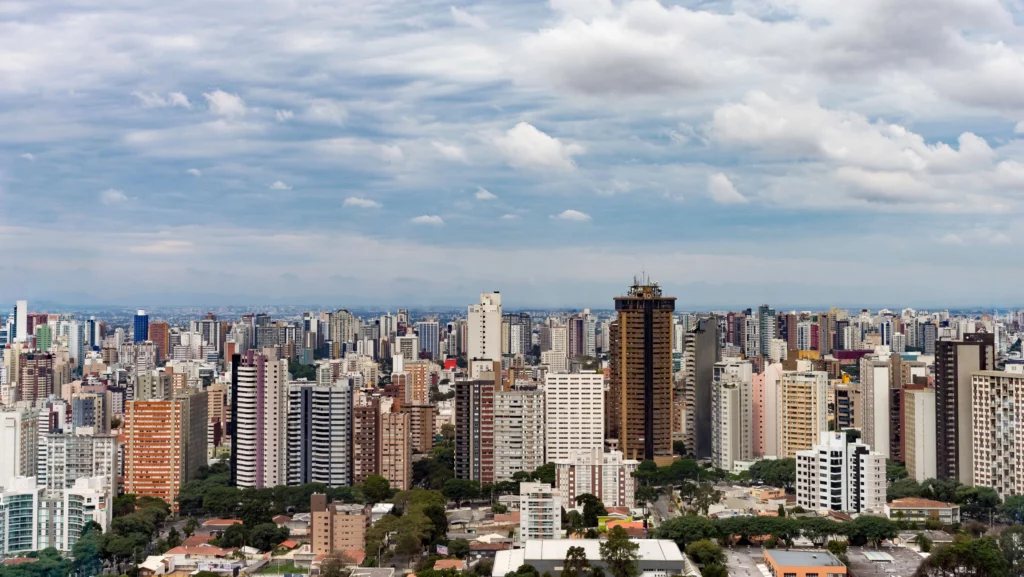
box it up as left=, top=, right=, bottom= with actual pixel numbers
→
left=888, top=498, right=957, bottom=509
left=765, top=550, right=844, bottom=567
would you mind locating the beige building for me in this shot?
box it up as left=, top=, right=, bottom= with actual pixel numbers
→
left=494, top=388, right=545, bottom=482
left=544, top=372, right=604, bottom=463
left=904, top=388, right=936, bottom=482
left=402, top=403, right=435, bottom=455
left=310, top=494, right=370, bottom=555
left=972, top=370, right=1024, bottom=498
left=379, top=412, right=411, bottom=490
left=779, top=370, right=829, bottom=458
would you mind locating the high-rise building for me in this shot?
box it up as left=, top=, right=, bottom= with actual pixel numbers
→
left=544, top=372, right=604, bottom=463
left=379, top=411, right=412, bottom=490
left=860, top=354, right=891, bottom=455
left=401, top=403, right=435, bottom=454
left=494, top=388, right=545, bottom=482
left=34, top=324, right=52, bottom=353
left=468, top=293, right=501, bottom=378
left=796, top=431, right=885, bottom=514
left=231, top=350, right=288, bottom=488
left=310, top=494, right=370, bottom=556
left=124, top=391, right=207, bottom=510
left=904, top=388, right=936, bottom=483
left=12, top=300, right=28, bottom=343
left=779, top=370, right=829, bottom=458
left=71, top=392, right=110, bottom=433
left=682, top=317, right=720, bottom=460
left=351, top=398, right=381, bottom=485
left=148, top=321, right=170, bottom=363
left=519, top=483, right=562, bottom=541
left=133, top=310, right=149, bottom=343
left=554, top=449, right=638, bottom=509
left=607, top=282, right=676, bottom=464
left=935, top=333, right=994, bottom=484
left=711, top=359, right=753, bottom=472
left=758, top=305, right=776, bottom=359
left=0, top=408, right=39, bottom=485
left=287, top=380, right=353, bottom=487
left=971, top=370, right=1024, bottom=498
left=18, top=353, right=54, bottom=405
left=455, top=363, right=498, bottom=483
left=415, top=321, right=440, bottom=360
left=38, top=432, right=118, bottom=492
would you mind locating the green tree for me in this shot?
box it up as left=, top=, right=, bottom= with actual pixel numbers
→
left=565, top=510, right=587, bottom=538
left=249, top=523, right=288, bottom=551
left=184, top=517, right=200, bottom=537
left=701, top=566, right=728, bottom=577
left=395, top=532, right=422, bottom=558
left=685, top=540, right=724, bottom=567
left=635, top=485, right=659, bottom=511
left=600, top=526, right=640, bottom=577
left=886, top=462, right=909, bottom=484
left=561, top=546, right=591, bottom=577
left=447, top=538, right=471, bottom=559
left=690, top=484, right=722, bottom=516
left=531, top=463, right=556, bottom=485
left=576, top=494, right=608, bottom=527
left=492, top=503, right=508, bottom=514
left=845, top=515, right=898, bottom=547
left=651, top=516, right=717, bottom=550
left=165, top=526, right=182, bottom=549
left=443, top=479, right=481, bottom=505
left=826, top=540, right=848, bottom=557
left=915, top=536, right=1008, bottom=577
left=887, top=478, right=924, bottom=502
left=914, top=533, right=933, bottom=553
left=363, top=475, right=393, bottom=504
left=320, top=552, right=352, bottom=577
left=999, top=526, right=1024, bottom=575
left=999, top=495, right=1024, bottom=523
left=799, top=517, right=841, bottom=547
left=777, top=504, right=786, bottom=518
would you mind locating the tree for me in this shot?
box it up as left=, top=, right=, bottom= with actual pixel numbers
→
left=492, top=503, right=508, bottom=514
left=999, top=495, right=1024, bottom=523
left=561, top=546, right=592, bottom=577
left=395, top=532, right=422, bottom=558
left=685, top=540, right=725, bottom=567
left=651, top=516, right=717, bottom=550
left=914, top=533, right=934, bottom=553
left=799, top=518, right=841, bottom=547
left=215, top=524, right=249, bottom=548
left=827, top=540, right=847, bottom=557
left=999, top=526, right=1024, bottom=575
left=576, top=494, right=608, bottom=527
left=363, top=475, right=392, bottom=504
left=443, top=479, right=481, bottom=505
left=447, top=538, right=471, bottom=559
left=249, top=523, right=288, bottom=551
left=915, top=536, right=1008, bottom=577
left=887, top=478, right=924, bottom=502
left=565, top=510, right=587, bottom=538
left=321, top=553, right=352, bottom=577
left=777, top=504, right=786, bottom=518
left=886, top=462, right=909, bottom=484
left=635, top=486, right=659, bottom=511
left=701, top=566, right=728, bottom=577
left=690, top=484, right=722, bottom=516
left=747, top=459, right=796, bottom=490
left=531, top=463, right=556, bottom=485
left=165, top=526, right=182, bottom=549
left=184, top=517, right=200, bottom=537
left=600, top=526, right=640, bottom=577
left=845, top=515, right=898, bottom=547
left=672, top=441, right=687, bottom=457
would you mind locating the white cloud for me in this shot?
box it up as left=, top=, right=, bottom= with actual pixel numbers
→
left=550, top=209, right=592, bottom=222
left=99, top=188, right=128, bottom=205
left=937, top=233, right=965, bottom=246
left=707, top=173, right=748, bottom=204
left=411, top=215, right=444, bottom=225
left=132, top=91, right=192, bottom=109
left=597, top=179, right=631, bottom=196
left=433, top=141, right=468, bottom=162
left=344, top=196, right=382, bottom=208
left=186, top=168, right=201, bottom=177
left=276, top=109, right=294, bottom=122
left=475, top=187, right=497, bottom=200
left=269, top=180, right=292, bottom=190
left=306, top=99, right=347, bottom=125
left=500, top=213, right=519, bottom=220
left=19, top=153, right=34, bottom=161
left=494, top=122, right=584, bottom=171
left=203, top=90, right=246, bottom=117
left=381, top=144, right=405, bottom=164
left=1016, top=121, right=1024, bottom=134
left=450, top=6, right=488, bottom=30
left=128, top=240, right=193, bottom=254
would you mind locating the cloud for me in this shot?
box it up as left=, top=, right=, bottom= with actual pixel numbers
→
left=550, top=209, right=592, bottom=222
left=99, top=188, right=128, bottom=205
left=344, top=197, right=382, bottom=208
left=19, top=153, right=34, bottom=161
left=276, top=109, right=294, bottom=122
left=597, top=179, right=630, bottom=196
left=269, top=181, right=292, bottom=190
left=306, top=99, right=347, bottom=125
left=937, top=233, right=965, bottom=246
left=132, top=91, right=192, bottom=109
left=186, top=168, right=201, bottom=177
left=203, top=90, right=246, bottom=117
left=411, top=215, right=444, bottom=225
left=433, top=141, right=468, bottom=162
left=707, top=173, right=748, bottom=204
left=494, top=122, right=584, bottom=171
left=500, top=213, right=519, bottom=220
left=475, top=187, right=497, bottom=200
left=1017, top=121, right=1024, bottom=134
left=381, top=144, right=405, bottom=164
left=128, top=240, right=193, bottom=254
left=450, top=6, right=488, bottom=30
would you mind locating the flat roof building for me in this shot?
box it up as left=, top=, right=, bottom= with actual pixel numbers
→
left=763, top=549, right=847, bottom=577
left=492, top=539, right=686, bottom=577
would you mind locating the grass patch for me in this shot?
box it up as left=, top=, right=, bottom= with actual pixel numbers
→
left=259, top=563, right=308, bottom=575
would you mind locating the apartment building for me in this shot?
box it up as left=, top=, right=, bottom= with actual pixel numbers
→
left=711, top=359, right=753, bottom=472
left=310, top=494, right=370, bottom=556
left=286, top=380, right=353, bottom=487
left=379, top=411, right=411, bottom=491
left=779, top=370, right=829, bottom=458
left=494, top=388, right=545, bottom=482
left=935, top=334, right=994, bottom=483
left=231, top=349, right=288, bottom=488
left=904, top=388, right=936, bottom=482
left=543, top=372, right=604, bottom=463
left=971, top=370, right=1024, bottom=498
left=554, top=448, right=638, bottom=509
left=795, top=431, right=885, bottom=514
left=519, top=483, right=562, bottom=541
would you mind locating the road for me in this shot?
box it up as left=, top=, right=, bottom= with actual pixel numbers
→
left=652, top=494, right=676, bottom=525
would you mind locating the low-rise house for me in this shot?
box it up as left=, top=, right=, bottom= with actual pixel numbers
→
left=884, top=498, right=960, bottom=526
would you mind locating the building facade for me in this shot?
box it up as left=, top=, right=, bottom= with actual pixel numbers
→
left=904, top=388, right=936, bottom=482
left=795, top=431, right=885, bottom=514
left=544, top=372, right=604, bottom=463
left=286, top=380, right=353, bottom=487
left=519, top=483, right=562, bottom=541
left=554, top=449, right=638, bottom=509
left=494, top=388, right=545, bottom=482
left=711, top=359, right=753, bottom=472
left=231, top=349, right=288, bottom=488
left=779, top=370, right=829, bottom=458
left=935, top=334, right=994, bottom=483
left=971, top=370, right=1024, bottom=498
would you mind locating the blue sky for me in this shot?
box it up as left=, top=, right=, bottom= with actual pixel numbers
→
left=3, top=0, right=1024, bottom=308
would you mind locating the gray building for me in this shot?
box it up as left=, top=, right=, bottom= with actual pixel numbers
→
left=492, top=540, right=687, bottom=577
left=287, top=380, right=354, bottom=487
left=683, top=316, right=721, bottom=459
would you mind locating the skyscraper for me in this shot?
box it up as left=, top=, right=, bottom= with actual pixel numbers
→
left=544, top=372, right=604, bottom=463
left=935, top=333, right=994, bottom=484
left=455, top=362, right=499, bottom=483
left=13, top=300, right=27, bottom=343
left=414, top=320, right=440, bottom=360
left=286, top=380, right=353, bottom=487
left=711, top=358, right=753, bottom=471
left=231, top=349, right=288, bottom=488
left=133, top=310, right=149, bottom=343
left=467, top=293, right=501, bottom=377
left=682, top=317, right=720, bottom=459
left=608, top=281, right=676, bottom=464
left=148, top=321, right=170, bottom=363
left=779, top=370, right=829, bottom=458
left=757, top=304, right=775, bottom=358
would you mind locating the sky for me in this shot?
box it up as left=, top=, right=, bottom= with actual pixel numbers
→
left=3, top=0, right=1024, bottom=309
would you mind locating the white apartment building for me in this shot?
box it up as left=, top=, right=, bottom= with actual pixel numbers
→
left=235, top=350, right=288, bottom=488
left=0, top=408, right=38, bottom=485
left=543, top=372, right=604, bottom=463
left=494, top=389, right=546, bottom=482
left=519, top=483, right=562, bottom=541
left=711, top=359, right=753, bottom=472
left=860, top=354, right=891, bottom=457
left=0, top=475, right=111, bottom=554
left=554, top=449, right=638, bottom=509
left=468, top=293, right=502, bottom=378
left=796, top=431, right=885, bottom=514
left=38, top=432, right=119, bottom=492
left=972, top=370, right=1024, bottom=498
left=904, top=388, right=936, bottom=482
left=286, top=380, right=354, bottom=487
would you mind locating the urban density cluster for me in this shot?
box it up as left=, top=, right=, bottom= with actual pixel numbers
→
left=1, top=284, right=1023, bottom=576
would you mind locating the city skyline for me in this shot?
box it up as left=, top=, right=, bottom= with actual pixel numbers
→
left=4, top=1, right=1024, bottom=305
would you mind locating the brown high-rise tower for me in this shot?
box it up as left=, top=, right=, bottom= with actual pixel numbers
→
left=608, top=281, right=676, bottom=463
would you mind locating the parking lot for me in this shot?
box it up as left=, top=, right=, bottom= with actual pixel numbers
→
left=845, top=546, right=925, bottom=577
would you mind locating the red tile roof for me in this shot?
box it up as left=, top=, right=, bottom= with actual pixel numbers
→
left=433, top=560, right=465, bottom=571
left=202, top=519, right=243, bottom=527
left=165, top=545, right=234, bottom=557
left=279, top=540, right=299, bottom=549
left=182, top=535, right=214, bottom=547
left=889, top=498, right=958, bottom=509
left=2, top=558, right=38, bottom=566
